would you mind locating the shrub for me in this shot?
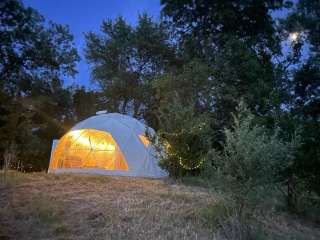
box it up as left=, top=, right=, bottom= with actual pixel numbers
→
left=208, top=102, right=301, bottom=211
left=152, top=95, right=212, bottom=177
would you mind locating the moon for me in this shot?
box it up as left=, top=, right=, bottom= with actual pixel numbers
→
left=289, top=32, right=299, bottom=42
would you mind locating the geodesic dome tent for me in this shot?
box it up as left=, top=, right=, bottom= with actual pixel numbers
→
left=48, top=112, right=167, bottom=178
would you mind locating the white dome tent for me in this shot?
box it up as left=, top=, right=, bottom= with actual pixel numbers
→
left=48, top=112, right=167, bottom=178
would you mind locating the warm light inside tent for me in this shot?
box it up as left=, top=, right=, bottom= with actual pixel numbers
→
left=68, top=130, right=116, bottom=151
left=49, top=129, right=128, bottom=170
left=101, top=143, right=116, bottom=151
left=138, top=134, right=150, bottom=146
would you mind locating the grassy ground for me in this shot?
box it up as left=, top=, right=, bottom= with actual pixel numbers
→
left=0, top=171, right=219, bottom=240
left=0, top=171, right=319, bottom=240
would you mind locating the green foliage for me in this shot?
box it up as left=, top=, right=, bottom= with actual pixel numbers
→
left=0, top=0, right=79, bottom=171
left=278, top=0, right=320, bottom=211
left=72, top=87, right=98, bottom=121
left=85, top=14, right=176, bottom=119
left=0, top=0, right=79, bottom=94
left=285, top=0, right=320, bottom=55
left=153, top=96, right=211, bottom=177
left=152, top=59, right=214, bottom=116
left=210, top=38, right=278, bottom=128
left=148, top=59, right=215, bottom=177
left=208, top=102, right=301, bottom=209
left=161, top=0, right=282, bottom=59
left=276, top=110, right=320, bottom=212
left=197, top=201, right=231, bottom=228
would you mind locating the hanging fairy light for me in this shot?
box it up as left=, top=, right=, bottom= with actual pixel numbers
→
left=166, top=145, right=204, bottom=170
left=160, top=122, right=207, bottom=170
left=179, top=157, right=204, bottom=170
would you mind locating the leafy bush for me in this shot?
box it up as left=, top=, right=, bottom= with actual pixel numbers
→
left=152, top=95, right=212, bottom=177
left=207, top=102, right=301, bottom=210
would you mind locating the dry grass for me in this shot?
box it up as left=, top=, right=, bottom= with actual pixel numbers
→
left=1, top=171, right=320, bottom=240
left=0, top=171, right=219, bottom=240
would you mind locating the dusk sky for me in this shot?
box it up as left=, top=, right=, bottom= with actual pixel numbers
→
left=23, top=0, right=162, bottom=88
left=22, top=1, right=297, bottom=89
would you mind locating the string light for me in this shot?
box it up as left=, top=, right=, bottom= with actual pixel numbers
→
left=154, top=122, right=207, bottom=170
left=165, top=143, right=204, bottom=170
left=179, top=157, right=204, bottom=170
left=159, top=129, right=206, bottom=170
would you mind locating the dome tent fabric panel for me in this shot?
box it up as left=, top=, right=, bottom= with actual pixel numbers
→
left=49, top=129, right=128, bottom=170
left=48, top=113, right=167, bottom=178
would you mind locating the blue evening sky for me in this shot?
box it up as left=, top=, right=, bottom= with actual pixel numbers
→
left=23, top=0, right=162, bottom=88
left=23, top=1, right=302, bottom=89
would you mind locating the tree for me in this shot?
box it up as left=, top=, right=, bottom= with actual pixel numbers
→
left=152, top=93, right=211, bottom=177
left=72, top=86, right=98, bottom=121
left=85, top=14, right=176, bottom=120
left=161, top=0, right=284, bottom=59
left=281, top=0, right=320, bottom=199
left=285, top=0, right=320, bottom=55
left=0, top=0, right=79, bottom=170
left=210, top=38, right=279, bottom=127
left=0, top=0, right=79, bottom=95
left=160, top=0, right=287, bottom=133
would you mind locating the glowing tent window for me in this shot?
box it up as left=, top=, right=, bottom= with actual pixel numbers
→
left=138, top=134, right=150, bottom=146
left=50, top=129, right=128, bottom=171
left=68, top=130, right=116, bottom=151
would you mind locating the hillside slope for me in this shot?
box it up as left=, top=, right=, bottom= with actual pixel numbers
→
left=1, top=172, right=319, bottom=240
left=0, top=172, right=218, bottom=240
